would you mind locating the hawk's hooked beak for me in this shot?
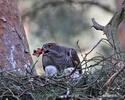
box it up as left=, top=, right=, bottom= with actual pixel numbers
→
left=41, top=47, right=49, bottom=54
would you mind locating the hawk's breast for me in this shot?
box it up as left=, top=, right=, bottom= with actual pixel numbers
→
left=42, top=53, right=73, bottom=71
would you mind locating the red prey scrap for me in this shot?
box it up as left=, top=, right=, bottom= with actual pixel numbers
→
left=33, top=48, right=46, bottom=57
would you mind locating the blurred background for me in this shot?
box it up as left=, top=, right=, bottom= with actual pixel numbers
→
left=17, top=0, right=121, bottom=75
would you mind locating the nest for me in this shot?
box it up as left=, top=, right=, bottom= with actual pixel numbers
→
left=0, top=52, right=125, bottom=100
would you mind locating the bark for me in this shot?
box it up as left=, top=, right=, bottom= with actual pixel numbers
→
left=116, top=0, right=125, bottom=51
left=0, top=0, right=33, bottom=75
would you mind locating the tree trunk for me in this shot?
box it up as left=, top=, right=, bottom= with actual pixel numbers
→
left=116, top=0, right=125, bottom=51
left=0, top=0, right=33, bottom=75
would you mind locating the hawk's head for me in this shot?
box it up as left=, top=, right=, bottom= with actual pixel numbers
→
left=42, top=43, right=59, bottom=55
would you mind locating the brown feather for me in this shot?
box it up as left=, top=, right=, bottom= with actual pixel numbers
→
left=70, top=48, right=82, bottom=74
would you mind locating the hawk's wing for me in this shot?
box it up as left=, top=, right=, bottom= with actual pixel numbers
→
left=70, top=48, right=82, bottom=74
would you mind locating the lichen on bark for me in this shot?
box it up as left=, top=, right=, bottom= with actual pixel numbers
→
left=0, top=0, right=33, bottom=75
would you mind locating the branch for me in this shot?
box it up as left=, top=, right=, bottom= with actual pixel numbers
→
left=22, top=0, right=114, bottom=20
left=92, top=0, right=125, bottom=87
left=92, top=0, right=125, bottom=60
left=92, top=18, right=104, bottom=31
left=103, top=65, right=125, bottom=87
left=42, top=0, right=114, bottom=13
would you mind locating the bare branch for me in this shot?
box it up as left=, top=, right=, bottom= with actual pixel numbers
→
left=92, top=0, right=125, bottom=60
left=103, top=65, right=125, bottom=87
left=92, top=18, right=104, bottom=31
left=22, top=0, right=114, bottom=20
left=92, top=0, right=125, bottom=88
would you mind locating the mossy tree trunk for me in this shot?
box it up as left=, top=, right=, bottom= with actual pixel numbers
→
left=0, top=0, right=33, bottom=75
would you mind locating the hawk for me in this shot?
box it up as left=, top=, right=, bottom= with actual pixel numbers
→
left=41, top=43, right=82, bottom=77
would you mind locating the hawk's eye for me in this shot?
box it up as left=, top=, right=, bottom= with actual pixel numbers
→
left=48, top=45, right=53, bottom=48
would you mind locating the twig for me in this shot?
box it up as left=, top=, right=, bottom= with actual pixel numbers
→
left=92, top=18, right=104, bottom=31
left=103, top=65, right=125, bottom=87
